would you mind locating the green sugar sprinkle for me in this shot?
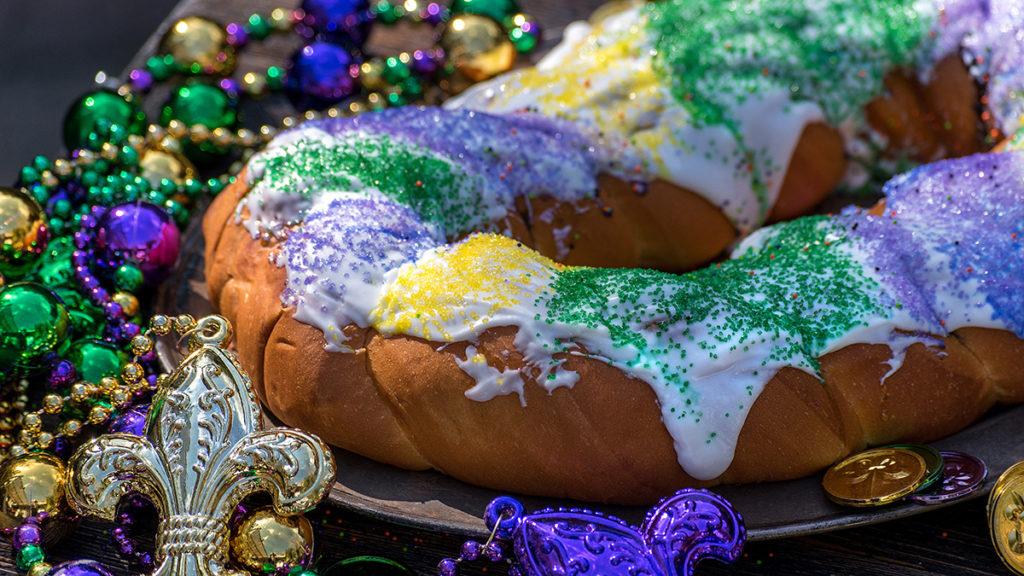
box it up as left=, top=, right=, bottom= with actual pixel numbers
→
left=646, top=0, right=933, bottom=128
left=252, top=134, right=487, bottom=234
left=544, top=216, right=885, bottom=392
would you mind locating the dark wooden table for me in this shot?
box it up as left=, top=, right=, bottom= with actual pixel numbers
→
left=3, top=0, right=1011, bottom=574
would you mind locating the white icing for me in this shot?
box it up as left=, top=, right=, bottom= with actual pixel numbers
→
left=457, top=346, right=527, bottom=406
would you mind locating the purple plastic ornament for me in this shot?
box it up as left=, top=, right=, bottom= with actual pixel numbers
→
left=909, top=451, right=987, bottom=504
left=473, top=489, right=745, bottom=576
left=94, top=202, right=180, bottom=284
left=300, top=0, right=371, bottom=47
left=107, top=404, right=149, bottom=436
left=286, top=42, right=360, bottom=110
left=49, top=560, right=114, bottom=576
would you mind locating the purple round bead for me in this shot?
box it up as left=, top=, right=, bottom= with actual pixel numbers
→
left=49, top=560, right=114, bottom=576
left=483, top=542, right=504, bottom=562
left=459, top=540, right=481, bottom=561
left=300, top=0, right=370, bottom=47
left=13, top=523, right=42, bottom=548
left=94, top=202, right=180, bottom=283
left=108, top=404, right=149, bottom=436
left=437, top=558, right=458, bottom=576
left=47, top=359, right=76, bottom=389
left=129, top=69, right=154, bottom=92
left=286, top=42, right=359, bottom=110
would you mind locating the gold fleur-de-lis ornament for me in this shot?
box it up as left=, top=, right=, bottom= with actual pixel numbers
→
left=66, top=315, right=336, bottom=576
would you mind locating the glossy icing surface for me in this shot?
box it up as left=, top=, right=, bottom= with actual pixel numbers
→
left=240, top=108, right=1024, bottom=479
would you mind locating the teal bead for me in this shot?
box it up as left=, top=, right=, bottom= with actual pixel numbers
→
left=206, top=177, right=226, bottom=194
left=67, top=339, right=126, bottom=383
left=81, top=171, right=99, bottom=187
left=15, top=544, right=44, bottom=571
left=449, top=0, right=519, bottom=23
left=63, top=89, right=147, bottom=151
left=161, top=83, right=237, bottom=129
left=114, top=264, right=145, bottom=292
left=398, top=77, right=423, bottom=97
left=119, top=145, right=140, bottom=166
left=19, top=166, right=40, bottom=185
left=32, top=155, right=51, bottom=173
left=184, top=178, right=204, bottom=196
left=0, top=282, right=71, bottom=376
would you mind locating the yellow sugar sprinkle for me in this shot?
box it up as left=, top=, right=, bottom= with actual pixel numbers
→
left=371, top=233, right=562, bottom=341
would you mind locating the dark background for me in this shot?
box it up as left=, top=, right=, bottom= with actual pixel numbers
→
left=0, top=1, right=176, bottom=182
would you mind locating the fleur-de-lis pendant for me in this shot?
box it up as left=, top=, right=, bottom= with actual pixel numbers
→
left=66, top=315, right=336, bottom=576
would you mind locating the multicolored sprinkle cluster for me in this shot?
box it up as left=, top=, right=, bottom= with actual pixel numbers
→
left=239, top=103, right=1024, bottom=479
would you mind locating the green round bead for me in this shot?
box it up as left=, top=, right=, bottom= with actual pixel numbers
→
left=15, top=544, right=44, bottom=571
left=382, top=57, right=411, bottom=85
left=509, top=26, right=537, bottom=53
left=32, top=155, right=51, bottom=173
left=62, top=89, right=147, bottom=151
left=161, top=83, right=237, bottom=129
left=19, top=166, right=40, bottom=185
left=146, top=54, right=178, bottom=80
left=67, top=338, right=127, bottom=383
left=34, top=237, right=76, bottom=287
left=53, top=288, right=105, bottom=339
left=374, top=0, right=401, bottom=24
left=114, top=264, right=145, bottom=292
left=246, top=13, right=272, bottom=40
left=0, top=282, right=71, bottom=376
left=449, top=0, right=519, bottom=23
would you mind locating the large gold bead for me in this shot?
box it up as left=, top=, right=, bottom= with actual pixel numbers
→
left=0, top=453, right=66, bottom=528
left=440, top=14, right=516, bottom=82
left=139, top=146, right=197, bottom=187
left=0, top=187, right=47, bottom=278
left=160, top=16, right=236, bottom=75
left=230, top=507, right=314, bottom=572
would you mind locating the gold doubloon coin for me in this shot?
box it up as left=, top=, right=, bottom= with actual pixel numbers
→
left=988, top=461, right=1024, bottom=575
left=822, top=447, right=927, bottom=507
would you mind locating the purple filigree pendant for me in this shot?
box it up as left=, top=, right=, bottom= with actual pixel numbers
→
left=439, top=489, right=745, bottom=576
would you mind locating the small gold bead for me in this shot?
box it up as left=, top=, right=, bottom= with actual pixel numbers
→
left=212, top=127, right=234, bottom=147
left=130, top=335, right=154, bottom=355
left=270, top=7, right=292, bottom=29
left=281, top=116, right=296, bottom=128
left=174, top=314, right=197, bottom=333
left=348, top=100, right=366, bottom=114
left=42, top=394, right=63, bottom=414
left=112, top=292, right=140, bottom=317
left=36, top=432, right=54, bottom=449
left=156, top=374, right=173, bottom=389
left=150, top=314, right=172, bottom=335
left=326, top=107, right=340, bottom=118
left=242, top=72, right=267, bottom=95
left=189, top=124, right=211, bottom=142
left=17, top=430, right=35, bottom=446
left=88, top=406, right=111, bottom=425
left=303, top=110, right=319, bottom=121
left=21, top=413, right=42, bottom=432
left=127, top=134, right=146, bottom=149
left=70, top=382, right=90, bottom=403
left=167, top=119, right=188, bottom=139
left=61, top=420, right=82, bottom=437
left=100, top=376, right=120, bottom=394
left=147, top=124, right=167, bottom=141
left=53, top=158, right=72, bottom=176
left=28, top=562, right=52, bottom=576
left=41, top=171, right=59, bottom=188
left=121, top=362, right=144, bottom=383
left=100, top=142, right=119, bottom=160
left=109, top=389, right=131, bottom=408
left=76, top=150, right=97, bottom=165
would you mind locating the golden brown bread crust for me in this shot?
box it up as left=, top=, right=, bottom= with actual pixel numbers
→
left=200, top=54, right=1000, bottom=503
left=204, top=169, right=1024, bottom=504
